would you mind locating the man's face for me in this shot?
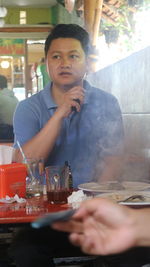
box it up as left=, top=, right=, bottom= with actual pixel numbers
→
left=46, top=38, right=88, bottom=89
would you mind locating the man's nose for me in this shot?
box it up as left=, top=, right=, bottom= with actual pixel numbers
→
left=60, top=57, right=71, bottom=67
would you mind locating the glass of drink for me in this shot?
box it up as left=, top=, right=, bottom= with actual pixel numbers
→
left=24, top=158, right=45, bottom=198
left=45, top=166, right=71, bottom=204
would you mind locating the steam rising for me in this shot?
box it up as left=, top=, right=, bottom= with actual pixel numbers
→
left=87, top=46, right=150, bottom=183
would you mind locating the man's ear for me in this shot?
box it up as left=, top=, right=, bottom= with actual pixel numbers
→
left=45, top=59, right=50, bottom=77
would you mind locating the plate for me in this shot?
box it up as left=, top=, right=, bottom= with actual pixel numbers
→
left=122, top=181, right=150, bottom=191
left=78, top=181, right=150, bottom=193
left=95, top=191, right=150, bottom=206
left=78, top=181, right=126, bottom=192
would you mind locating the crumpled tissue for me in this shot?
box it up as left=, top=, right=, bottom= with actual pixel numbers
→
left=0, top=145, right=14, bottom=165
left=0, top=194, right=26, bottom=204
left=67, top=190, right=91, bottom=208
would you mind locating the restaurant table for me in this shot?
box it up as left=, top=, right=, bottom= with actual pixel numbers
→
left=0, top=196, right=150, bottom=267
left=0, top=195, right=69, bottom=225
left=0, top=196, right=98, bottom=266
left=0, top=196, right=71, bottom=266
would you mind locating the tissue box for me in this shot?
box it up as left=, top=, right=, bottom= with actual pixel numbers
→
left=0, top=163, right=26, bottom=198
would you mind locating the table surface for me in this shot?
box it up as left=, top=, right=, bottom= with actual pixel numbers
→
left=0, top=196, right=149, bottom=267
left=1, top=192, right=149, bottom=225
left=0, top=195, right=69, bottom=224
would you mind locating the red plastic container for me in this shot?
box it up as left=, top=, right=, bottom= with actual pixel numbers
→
left=0, top=163, right=26, bottom=198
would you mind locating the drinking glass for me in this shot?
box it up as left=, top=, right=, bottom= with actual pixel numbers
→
left=24, top=158, right=45, bottom=198
left=45, top=166, right=71, bottom=204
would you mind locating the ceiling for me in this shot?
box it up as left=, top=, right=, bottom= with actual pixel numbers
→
left=1, top=0, right=57, bottom=8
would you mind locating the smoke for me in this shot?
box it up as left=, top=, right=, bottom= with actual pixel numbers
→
left=86, top=46, right=150, bottom=183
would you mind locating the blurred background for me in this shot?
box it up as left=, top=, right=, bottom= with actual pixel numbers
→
left=0, top=0, right=149, bottom=100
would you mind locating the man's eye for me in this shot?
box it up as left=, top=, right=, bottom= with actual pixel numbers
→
left=52, top=55, right=60, bottom=59
left=70, top=54, right=79, bottom=59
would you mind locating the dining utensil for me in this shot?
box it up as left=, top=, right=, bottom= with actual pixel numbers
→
left=118, top=194, right=145, bottom=203
left=122, top=181, right=150, bottom=191
left=107, top=182, right=125, bottom=190
left=17, top=140, right=35, bottom=182
left=78, top=181, right=150, bottom=193
left=96, top=191, right=150, bottom=206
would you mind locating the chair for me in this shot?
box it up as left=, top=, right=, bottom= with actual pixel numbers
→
left=0, top=124, right=14, bottom=142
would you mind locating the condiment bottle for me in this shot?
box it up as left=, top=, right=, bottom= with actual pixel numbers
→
left=65, top=161, right=73, bottom=189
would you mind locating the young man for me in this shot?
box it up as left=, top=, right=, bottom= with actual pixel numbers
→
left=14, top=24, right=124, bottom=187
left=11, top=24, right=125, bottom=267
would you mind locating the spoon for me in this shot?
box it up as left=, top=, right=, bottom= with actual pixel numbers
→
left=119, top=194, right=145, bottom=203
left=53, top=174, right=60, bottom=190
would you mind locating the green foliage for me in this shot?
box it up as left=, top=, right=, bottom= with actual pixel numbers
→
left=100, top=2, right=136, bottom=43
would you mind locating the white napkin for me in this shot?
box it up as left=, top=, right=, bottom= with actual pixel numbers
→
left=0, top=194, right=26, bottom=203
left=0, top=145, right=14, bottom=165
left=67, top=190, right=91, bottom=208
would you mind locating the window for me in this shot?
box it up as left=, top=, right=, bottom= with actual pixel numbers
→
left=20, top=11, right=26, bottom=25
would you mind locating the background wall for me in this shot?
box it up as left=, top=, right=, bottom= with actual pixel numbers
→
left=27, top=43, right=44, bottom=65
left=5, top=3, right=83, bottom=26
left=87, top=46, right=150, bottom=181
left=5, top=7, right=52, bottom=25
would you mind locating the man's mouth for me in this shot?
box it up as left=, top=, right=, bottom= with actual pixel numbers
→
left=59, top=72, right=72, bottom=76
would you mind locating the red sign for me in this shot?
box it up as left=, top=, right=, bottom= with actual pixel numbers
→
left=0, top=39, right=25, bottom=55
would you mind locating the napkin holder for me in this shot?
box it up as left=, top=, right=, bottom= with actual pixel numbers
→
left=0, top=163, right=26, bottom=198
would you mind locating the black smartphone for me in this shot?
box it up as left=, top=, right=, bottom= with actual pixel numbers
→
left=71, top=99, right=80, bottom=112
left=31, top=209, right=76, bottom=229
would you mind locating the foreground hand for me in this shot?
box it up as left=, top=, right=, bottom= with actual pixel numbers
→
left=56, top=86, right=85, bottom=118
left=52, top=198, right=138, bottom=255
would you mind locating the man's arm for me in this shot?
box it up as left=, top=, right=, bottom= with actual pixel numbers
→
left=52, top=198, right=150, bottom=255
left=14, top=110, right=65, bottom=162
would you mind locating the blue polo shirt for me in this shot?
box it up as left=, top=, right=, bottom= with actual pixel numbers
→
left=13, top=80, right=124, bottom=187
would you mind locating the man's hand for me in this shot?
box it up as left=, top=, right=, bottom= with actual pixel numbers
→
left=52, top=198, right=140, bottom=255
left=56, top=86, right=85, bottom=118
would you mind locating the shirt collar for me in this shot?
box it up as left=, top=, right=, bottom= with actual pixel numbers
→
left=42, top=80, right=91, bottom=109
left=83, top=80, right=91, bottom=104
left=42, top=82, right=57, bottom=109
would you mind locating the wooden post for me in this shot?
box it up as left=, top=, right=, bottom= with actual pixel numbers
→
left=84, top=0, right=103, bottom=47
left=84, top=0, right=97, bottom=39
left=92, top=0, right=103, bottom=47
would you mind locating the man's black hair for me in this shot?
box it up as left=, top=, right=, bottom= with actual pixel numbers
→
left=0, top=75, right=7, bottom=89
left=44, top=24, right=91, bottom=57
